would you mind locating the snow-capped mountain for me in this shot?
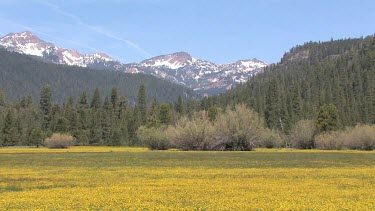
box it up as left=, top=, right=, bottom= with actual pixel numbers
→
left=0, top=31, right=121, bottom=69
left=124, top=52, right=268, bottom=94
left=0, top=31, right=268, bottom=95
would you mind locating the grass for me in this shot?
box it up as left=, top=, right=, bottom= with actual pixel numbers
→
left=0, top=147, right=375, bottom=210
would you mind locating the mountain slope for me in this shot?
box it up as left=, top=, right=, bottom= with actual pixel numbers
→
left=124, top=52, right=267, bottom=95
left=0, top=31, right=267, bottom=95
left=0, top=49, right=197, bottom=103
left=0, top=31, right=122, bottom=70
left=208, top=35, right=375, bottom=130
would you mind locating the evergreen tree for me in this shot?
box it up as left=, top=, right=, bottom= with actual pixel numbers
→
left=20, top=94, right=33, bottom=108
left=29, top=127, right=45, bottom=147
left=316, top=104, right=339, bottom=132
left=90, top=88, right=102, bottom=109
left=265, top=79, right=280, bottom=129
left=0, top=90, right=5, bottom=107
left=111, top=87, right=118, bottom=110
left=2, top=109, right=18, bottom=146
left=147, top=100, right=160, bottom=128
left=78, top=91, right=89, bottom=109
left=208, top=106, right=218, bottom=122
left=175, top=96, right=184, bottom=114
left=111, top=127, right=123, bottom=146
left=39, top=85, right=52, bottom=131
left=137, top=85, right=147, bottom=125
left=103, top=97, right=110, bottom=111
left=159, top=104, right=172, bottom=125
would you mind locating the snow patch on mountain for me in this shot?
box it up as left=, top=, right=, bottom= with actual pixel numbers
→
left=0, top=31, right=117, bottom=68
left=1, top=31, right=269, bottom=95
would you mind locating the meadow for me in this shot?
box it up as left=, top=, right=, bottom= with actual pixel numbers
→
left=1, top=147, right=375, bottom=210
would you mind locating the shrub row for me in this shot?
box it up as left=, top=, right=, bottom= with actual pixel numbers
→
left=138, top=104, right=283, bottom=151
left=289, top=121, right=375, bottom=150
left=315, top=125, right=375, bottom=150
left=138, top=106, right=375, bottom=151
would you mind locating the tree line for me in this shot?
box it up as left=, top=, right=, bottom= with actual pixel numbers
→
left=0, top=84, right=199, bottom=147
left=0, top=48, right=197, bottom=103
left=205, top=34, right=375, bottom=132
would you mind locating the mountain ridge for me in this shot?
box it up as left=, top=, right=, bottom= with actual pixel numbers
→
left=0, top=31, right=268, bottom=94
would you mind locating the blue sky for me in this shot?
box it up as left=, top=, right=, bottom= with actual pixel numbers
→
left=0, top=0, right=374, bottom=64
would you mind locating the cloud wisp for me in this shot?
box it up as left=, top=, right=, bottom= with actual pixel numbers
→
left=0, top=18, right=102, bottom=52
left=37, top=0, right=152, bottom=58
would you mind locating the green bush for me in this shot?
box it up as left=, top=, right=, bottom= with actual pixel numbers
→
left=136, top=126, right=170, bottom=150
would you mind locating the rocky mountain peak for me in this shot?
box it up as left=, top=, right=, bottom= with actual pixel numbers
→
left=1, top=31, right=268, bottom=95
left=0, top=31, right=118, bottom=68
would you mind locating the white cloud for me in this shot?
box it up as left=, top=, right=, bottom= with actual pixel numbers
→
left=36, top=0, right=152, bottom=58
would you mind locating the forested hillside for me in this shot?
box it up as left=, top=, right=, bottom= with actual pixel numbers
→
left=1, top=35, right=375, bottom=150
left=0, top=49, right=197, bottom=103
left=207, top=35, right=375, bottom=131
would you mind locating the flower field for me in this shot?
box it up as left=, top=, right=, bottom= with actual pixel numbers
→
left=0, top=147, right=375, bottom=210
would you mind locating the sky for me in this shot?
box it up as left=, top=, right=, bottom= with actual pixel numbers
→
left=0, top=0, right=374, bottom=64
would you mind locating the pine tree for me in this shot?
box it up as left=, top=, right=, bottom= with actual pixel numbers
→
left=159, top=104, right=172, bottom=125
left=0, top=90, right=5, bottom=107
left=102, top=115, right=112, bottom=145
left=111, top=126, right=123, bottom=146
left=40, top=85, right=52, bottom=131
left=78, top=91, right=89, bottom=109
left=208, top=106, right=218, bottom=122
left=316, top=104, right=339, bottom=132
left=103, top=97, right=110, bottom=111
left=89, top=111, right=103, bottom=145
left=147, top=100, right=160, bottom=128
left=29, top=127, right=45, bottom=147
left=90, top=88, right=102, bottom=109
left=175, top=96, right=184, bottom=114
left=117, top=96, right=128, bottom=118
left=55, top=117, right=69, bottom=133
left=2, top=109, right=18, bottom=146
left=137, top=85, right=147, bottom=125
left=265, top=79, right=280, bottom=129
left=20, top=94, right=33, bottom=108
left=290, top=86, right=302, bottom=122
left=111, top=87, right=118, bottom=110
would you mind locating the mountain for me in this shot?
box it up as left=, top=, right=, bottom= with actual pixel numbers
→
left=124, top=52, right=267, bottom=95
left=0, top=31, right=122, bottom=70
left=0, top=31, right=267, bottom=95
left=207, top=35, right=375, bottom=130
left=0, top=48, right=197, bottom=103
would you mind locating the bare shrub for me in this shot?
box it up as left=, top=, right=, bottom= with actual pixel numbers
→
left=211, top=104, right=264, bottom=151
left=258, top=128, right=284, bottom=148
left=341, top=124, right=375, bottom=150
left=167, top=104, right=283, bottom=151
left=315, top=131, right=343, bottom=150
left=136, top=126, right=170, bottom=150
left=289, top=120, right=316, bottom=149
left=43, top=133, right=75, bottom=149
left=315, top=125, right=375, bottom=150
left=167, top=112, right=213, bottom=150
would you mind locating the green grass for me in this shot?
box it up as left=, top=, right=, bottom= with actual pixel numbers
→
left=1, top=149, right=375, bottom=169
